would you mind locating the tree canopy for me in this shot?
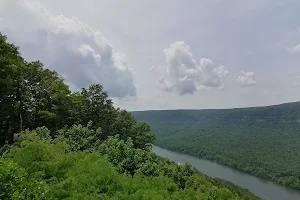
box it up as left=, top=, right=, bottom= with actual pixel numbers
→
left=1, top=125, right=260, bottom=200
left=132, top=104, right=300, bottom=190
left=0, top=33, right=260, bottom=199
left=0, top=33, right=154, bottom=150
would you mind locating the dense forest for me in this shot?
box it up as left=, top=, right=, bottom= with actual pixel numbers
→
left=0, top=33, right=260, bottom=199
left=132, top=103, right=300, bottom=190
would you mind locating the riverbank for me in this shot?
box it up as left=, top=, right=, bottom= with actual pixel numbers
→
left=157, top=141, right=300, bottom=191
left=132, top=106, right=300, bottom=192
left=153, top=146, right=300, bottom=200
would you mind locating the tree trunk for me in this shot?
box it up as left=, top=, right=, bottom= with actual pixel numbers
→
left=20, top=112, right=23, bottom=132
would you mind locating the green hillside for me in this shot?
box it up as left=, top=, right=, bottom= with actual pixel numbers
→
left=132, top=103, right=300, bottom=190
left=0, top=33, right=260, bottom=199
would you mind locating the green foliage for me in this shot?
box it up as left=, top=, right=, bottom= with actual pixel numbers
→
left=0, top=129, right=260, bottom=200
left=0, top=160, right=49, bottom=200
left=0, top=33, right=260, bottom=199
left=0, top=33, right=154, bottom=151
left=56, top=121, right=102, bottom=151
left=132, top=104, right=300, bottom=190
left=0, top=32, right=71, bottom=145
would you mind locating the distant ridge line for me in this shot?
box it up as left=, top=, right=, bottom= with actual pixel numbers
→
left=131, top=101, right=300, bottom=112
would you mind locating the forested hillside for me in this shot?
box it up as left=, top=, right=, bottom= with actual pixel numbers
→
left=0, top=33, right=260, bottom=199
left=132, top=103, right=300, bottom=190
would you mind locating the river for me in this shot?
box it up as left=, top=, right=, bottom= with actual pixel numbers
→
left=153, top=146, right=300, bottom=200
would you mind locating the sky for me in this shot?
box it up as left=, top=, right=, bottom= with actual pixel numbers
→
left=1, top=0, right=300, bottom=111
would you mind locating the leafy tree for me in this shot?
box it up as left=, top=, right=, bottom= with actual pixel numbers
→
left=0, top=128, right=260, bottom=199
left=0, top=33, right=260, bottom=199
left=0, top=33, right=25, bottom=145
left=57, top=121, right=102, bottom=151
left=0, top=33, right=154, bottom=150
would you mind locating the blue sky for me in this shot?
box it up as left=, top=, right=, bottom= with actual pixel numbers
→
left=1, top=0, right=300, bottom=110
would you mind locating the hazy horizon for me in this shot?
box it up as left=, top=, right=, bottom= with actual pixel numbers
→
left=130, top=100, right=300, bottom=112
left=1, top=0, right=300, bottom=110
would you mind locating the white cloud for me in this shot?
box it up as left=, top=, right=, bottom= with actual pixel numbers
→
left=237, top=71, right=256, bottom=87
left=158, top=76, right=174, bottom=92
left=0, top=0, right=136, bottom=98
left=214, top=65, right=229, bottom=78
left=158, top=41, right=228, bottom=94
left=200, top=59, right=228, bottom=88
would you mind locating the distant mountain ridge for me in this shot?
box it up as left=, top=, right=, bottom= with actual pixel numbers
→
left=131, top=101, right=300, bottom=190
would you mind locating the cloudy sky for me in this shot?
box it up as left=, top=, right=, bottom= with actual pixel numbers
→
left=1, top=0, right=300, bottom=111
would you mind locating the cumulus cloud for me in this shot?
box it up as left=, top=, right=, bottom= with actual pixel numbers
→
left=0, top=0, right=136, bottom=98
left=237, top=71, right=256, bottom=87
left=158, top=76, right=174, bottom=92
left=157, top=41, right=228, bottom=95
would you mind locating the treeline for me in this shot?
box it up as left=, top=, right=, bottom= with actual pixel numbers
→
left=0, top=33, right=154, bottom=150
left=132, top=108, right=300, bottom=190
left=1, top=125, right=260, bottom=199
left=0, top=33, right=260, bottom=199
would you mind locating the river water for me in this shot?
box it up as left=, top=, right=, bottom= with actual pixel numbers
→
left=153, top=146, right=300, bottom=200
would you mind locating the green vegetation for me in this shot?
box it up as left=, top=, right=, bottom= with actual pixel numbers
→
left=0, top=33, right=260, bottom=199
left=1, top=125, right=259, bottom=200
left=0, top=33, right=154, bottom=150
left=132, top=105, right=300, bottom=190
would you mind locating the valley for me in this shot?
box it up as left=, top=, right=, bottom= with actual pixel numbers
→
left=133, top=102, right=300, bottom=190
